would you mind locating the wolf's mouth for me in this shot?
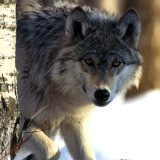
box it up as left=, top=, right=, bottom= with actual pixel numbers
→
left=92, top=99, right=111, bottom=107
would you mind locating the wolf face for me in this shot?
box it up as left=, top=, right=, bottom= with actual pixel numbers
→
left=17, top=6, right=142, bottom=109
left=17, top=5, right=143, bottom=109
left=48, top=7, right=143, bottom=107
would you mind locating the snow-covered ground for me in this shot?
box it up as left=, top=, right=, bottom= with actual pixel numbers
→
left=15, top=90, right=160, bottom=160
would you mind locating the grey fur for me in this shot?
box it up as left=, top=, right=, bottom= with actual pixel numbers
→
left=16, top=2, right=143, bottom=160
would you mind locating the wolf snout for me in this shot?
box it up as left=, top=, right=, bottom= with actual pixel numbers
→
left=94, top=88, right=110, bottom=106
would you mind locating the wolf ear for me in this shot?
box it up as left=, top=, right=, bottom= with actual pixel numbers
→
left=66, top=6, right=90, bottom=42
left=116, top=8, right=141, bottom=48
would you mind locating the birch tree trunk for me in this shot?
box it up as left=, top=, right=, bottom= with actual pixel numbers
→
left=0, top=1, right=19, bottom=160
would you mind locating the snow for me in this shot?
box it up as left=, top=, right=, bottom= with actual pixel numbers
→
left=15, top=90, right=160, bottom=160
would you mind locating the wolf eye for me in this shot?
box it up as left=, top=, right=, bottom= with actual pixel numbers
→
left=84, top=58, right=94, bottom=66
left=112, top=60, right=121, bottom=67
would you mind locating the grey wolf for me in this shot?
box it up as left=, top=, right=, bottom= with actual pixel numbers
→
left=16, top=1, right=143, bottom=160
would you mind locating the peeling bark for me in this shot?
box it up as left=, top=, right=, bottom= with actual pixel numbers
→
left=0, top=2, right=19, bottom=160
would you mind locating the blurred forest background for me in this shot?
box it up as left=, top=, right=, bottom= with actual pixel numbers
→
left=17, top=0, right=160, bottom=97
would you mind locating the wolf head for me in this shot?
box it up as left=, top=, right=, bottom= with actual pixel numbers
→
left=17, top=5, right=142, bottom=107
left=50, top=6, right=142, bottom=107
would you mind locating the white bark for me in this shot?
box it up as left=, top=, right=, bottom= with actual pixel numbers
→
left=0, top=2, right=19, bottom=160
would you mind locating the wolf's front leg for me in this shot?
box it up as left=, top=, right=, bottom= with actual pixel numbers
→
left=60, top=117, right=95, bottom=160
left=21, top=122, right=60, bottom=160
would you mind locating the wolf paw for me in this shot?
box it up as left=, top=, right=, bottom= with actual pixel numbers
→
left=49, top=149, right=61, bottom=160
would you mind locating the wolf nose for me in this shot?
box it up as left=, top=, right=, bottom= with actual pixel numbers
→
left=94, top=89, right=110, bottom=103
